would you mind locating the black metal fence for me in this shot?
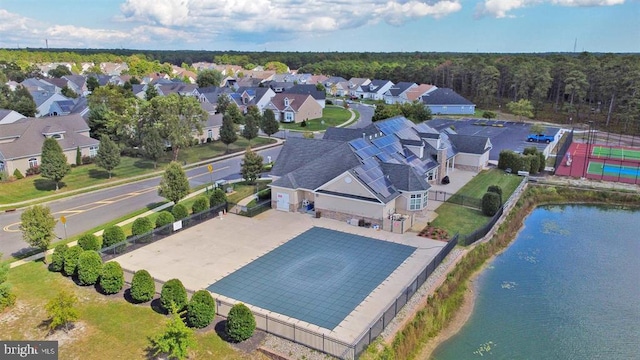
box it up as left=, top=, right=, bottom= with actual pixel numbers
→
left=554, top=129, right=574, bottom=171
left=353, top=234, right=459, bottom=358
left=227, top=199, right=272, bottom=217
left=429, top=190, right=482, bottom=209
left=99, top=203, right=227, bottom=261
left=460, top=207, right=503, bottom=246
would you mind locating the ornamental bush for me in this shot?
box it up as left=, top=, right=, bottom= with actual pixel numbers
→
left=132, top=217, right=154, bottom=236
left=187, top=290, right=216, bottom=328
left=487, top=185, right=503, bottom=204
left=171, top=203, right=189, bottom=220
left=160, top=279, right=188, bottom=313
left=102, top=226, right=125, bottom=248
left=482, top=192, right=502, bottom=217
left=191, top=196, right=209, bottom=214
left=155, top=211, right=175, bottom=228
left=130, top=269, right=155, bottom=303
left=210, top=188, right=227, bottom=207
left=226, top=303, right=256, bottom=342
left=76, top=250, right=103, bottom=286
left=63, top=246, right=83, bottom=277
left=50, top=244, right=68, bottom=272
left=13, top=169, right=24, bottom=179
left=99, top=261, right=124, bottom=294
left=78, top=233, right=102, bottom=251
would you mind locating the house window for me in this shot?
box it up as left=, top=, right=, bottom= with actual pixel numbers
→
left=89, top=146, right=98, bottom=157
left=28, top=158, right=38, bottom=168
left=0, top=161, right=5, bottom=172
left=409, top=192, right=428, bottom=211
left=284, top=98, right=290, bottom=107
left=52, top=134, right=63, bottom=140
left=284, top=112, right=294, bottom=122
left=427, top=170, right=435, bottom=181
left=207, top=129, right=213, bottom=140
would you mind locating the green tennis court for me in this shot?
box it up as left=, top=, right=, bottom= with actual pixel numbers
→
left=587, top=161, right=640, bottom=179
left=591, top=146, right=640, bottom=161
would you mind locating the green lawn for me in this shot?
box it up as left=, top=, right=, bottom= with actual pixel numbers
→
left=430, top=169, right=524, bottom=237
left=226, top=180, right=271, bottom=204
left=279, top=105, right=352, bottom=131
left=0, top=138, right=276, bottom=206
left=3, top=262, right=251, bottom=360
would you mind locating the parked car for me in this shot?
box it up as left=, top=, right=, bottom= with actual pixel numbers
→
left=527, top=134, right=554, bottom=143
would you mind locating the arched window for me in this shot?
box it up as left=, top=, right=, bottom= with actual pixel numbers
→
left=28, top=158, right=38, bottom=168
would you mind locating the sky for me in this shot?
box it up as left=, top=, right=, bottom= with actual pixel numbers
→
left=0, top=0, right=638, bottom=53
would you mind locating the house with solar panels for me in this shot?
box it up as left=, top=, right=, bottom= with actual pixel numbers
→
left=269, top=116, right=491, bottom=232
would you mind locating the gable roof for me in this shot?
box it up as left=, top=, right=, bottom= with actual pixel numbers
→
left=447, top=134, right=491, bottom=154
left=361, top=79, right=392, bottom=94
left=323, top=124, right=378, bottom=142
left=268, top=93, right=314, bottom=112
left=286, top=84, right=326, bottom=100
left=422, top=88, right=475, bottom=106
left=0, top=109, right=26, bottom=124
left=386, top=82, right=416, bottom=96
left=0, top=114, right=98, bottom=160
left=380, top=163, right=430, bottom=192
left=405, top=84, right=436, bottom=101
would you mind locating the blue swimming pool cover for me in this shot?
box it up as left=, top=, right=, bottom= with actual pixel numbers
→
left=207, top=227, right=416, bottom=330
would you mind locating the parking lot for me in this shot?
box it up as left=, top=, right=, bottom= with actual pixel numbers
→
left=427, top=118, right=561, bottom=160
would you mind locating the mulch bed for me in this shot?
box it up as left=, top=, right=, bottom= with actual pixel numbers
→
left=417, top=226, right=450, bottom=241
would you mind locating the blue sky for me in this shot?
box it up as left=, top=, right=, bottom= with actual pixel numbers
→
left=0, top=0, right=638, bottom=53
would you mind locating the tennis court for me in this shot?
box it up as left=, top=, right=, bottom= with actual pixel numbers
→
left=591, top=146, right=640, bottom=162
left=207, top=227, right=416, bottom=330
left=588, top=161, right=640, bottom=179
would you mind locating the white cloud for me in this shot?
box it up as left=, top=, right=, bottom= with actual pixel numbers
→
left=119, top=0, right=463, bottom=35
left=475, top=0, right=626, bottom=18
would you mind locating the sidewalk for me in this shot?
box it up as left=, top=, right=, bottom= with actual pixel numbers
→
left=2, top=137, right=283, bottom=210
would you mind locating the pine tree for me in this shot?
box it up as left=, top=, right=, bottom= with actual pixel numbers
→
left=260, top=109, right=280, bottom=138
left=141, top=126, right=165, bottom=168
left=220, top=114, right=238, bottom=152
left=40, top=138, right=71, bottom=191
left=95, top=135, right=120, bottom=179
left=158, top=162, right=190, bottom=204
left=145, top=84, right=159, bottom=101
left=241, top=114, right=259, bottom=144
left=215, top=93, right=231, bottom=115
left=75, top=146, right=82, bottom=166
left=241, top=148, right=264, bottom=185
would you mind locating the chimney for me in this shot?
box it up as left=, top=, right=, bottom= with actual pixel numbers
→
left=437, top=145, right=447, bottom=184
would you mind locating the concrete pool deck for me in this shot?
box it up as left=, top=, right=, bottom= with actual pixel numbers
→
left=115, top=210, right=447, bottom=343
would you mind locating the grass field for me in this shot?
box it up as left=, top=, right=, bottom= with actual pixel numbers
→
left=279, top=105, right=352, bottom=131
left=2, top=262, right=254, bottom=360
left=0, top=138, right=276, bottom=205
left=430, top=169, right=524, bottom=237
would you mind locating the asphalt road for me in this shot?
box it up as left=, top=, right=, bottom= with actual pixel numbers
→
left=0, top=146, right=282, bottom=260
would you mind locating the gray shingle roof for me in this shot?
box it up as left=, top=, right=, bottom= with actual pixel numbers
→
left=0, top=114, right=98, bottom=160
left=387, top=82, right=415, bottom=96
left=271, top=137, right=348, bottom=176
left=381, top=163, right=431, bottom=192
left=287, top=84, right=326, bottom=100
left=448, top=134, right=490, bottom=154
left=323, top=124, right=378, bottom=142
left=422, top=88, right=475, bottom=106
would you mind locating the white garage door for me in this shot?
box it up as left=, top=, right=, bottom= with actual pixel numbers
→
left=276, top=193, right=289, bottom=212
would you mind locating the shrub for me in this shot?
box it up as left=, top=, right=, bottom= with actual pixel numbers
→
left=50, top=244, right=68, bottom=272
left=130, top=270, right=155, bottom=303
left=25, top=166, right=40, bottom=176
left=523, top=146, right=538, bottom=155
left=487, top=185, right=503, bottom=204
left=226, top=303, right=256, bottom=342
left=482, top=192, right=502, bottom=216
left=160, top=279, right=188, bottom=313
left=187, top=290, right=216, bottom=328
left=538, top=152, right=546, bottom=173
left=78, top=233, right=102, bottom=251
left=99, top=261, right=124, bottom=294
left=191, top=196, right=209, bottom=214
left=498, top=150, right=518, bottom=171
left=257, top=188, right=271, bottom=201
left=521, top=155, right=532, bottom=173
left=102, top=226, right=125, bottom=248
left=63, top=246, right=83, bottom=277
left=81, top=155, right=94, bottom=165
left=132, top=217, right=153, bottom=236
left=76, top=250, right=103, bottom=286
left=210, top=188, right=227, bottom=207
left=155, top=211, right=175, bottom=228
left=172, top=203, right=189, bottom=220
left=300, top=120, right=307, bottom=127
left=13, top=169, right=24, bottom=179
left=527, top=154, right=540, bottom=174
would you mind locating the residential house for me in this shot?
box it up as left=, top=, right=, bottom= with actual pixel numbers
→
left=0, top=109, right=26, bottom=124
left=21, top=78, right=60, bottom=94
left=347, top=78, right=371, bottom=97
left=0, top=114, right=100, bottom=175
left=355, top=79, right=394, bottom=100
left=383, top=82, right=417, bottom=104
left=422, top=88, right=476, bottom=115
left=235, top=77, right=263, bottom=88
left=100, top=62, right=129, bottom=76
left=63, top=75, right=89, bottom=96
left=131, top=84, right=147, bottom=100
left=157, top=83, right=199, bottom=97
left=231, top=87, right=277, bottom=114
left=323, top=76, right=347, bottom=96
left=404, top=84, right=437, bottom=103
left=269, top=116, right=491, bottom=231
left=195, top=113, right=224, bottom=143
left=49, top=100, right=76, bottom=116
left=286, top=84, right=326, bottom=109
left=264, top=93, right=323, bottom=123
left=265, top=81, right=296, bottom=93
left=307, top=75, right=329, bottom=85
left=31, top=91, right=74, bottom=117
